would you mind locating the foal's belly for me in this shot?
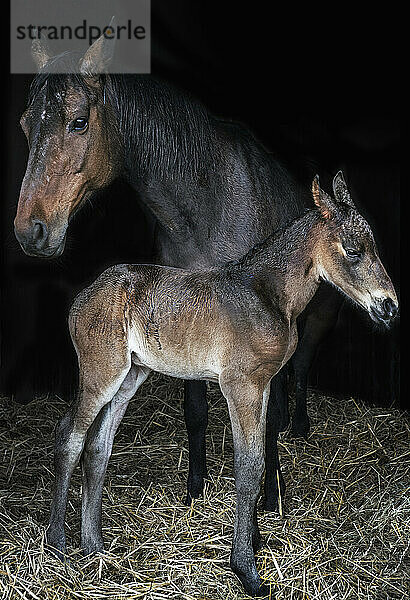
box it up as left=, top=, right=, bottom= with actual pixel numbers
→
left=129, top=326, right=222, bottom=382
left=133, top=353, right=219, bottom=381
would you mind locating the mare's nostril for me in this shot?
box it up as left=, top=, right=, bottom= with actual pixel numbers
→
left=383, top=298, right=398, bottom=319
left=32, top=220, right=48, bottom=249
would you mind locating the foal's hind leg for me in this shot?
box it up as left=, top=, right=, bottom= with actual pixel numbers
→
left=183, top=380, right=208, bottom=504
left=47, top=358, right=132, bottom=559
left=81, top=365, right=150, bottom=555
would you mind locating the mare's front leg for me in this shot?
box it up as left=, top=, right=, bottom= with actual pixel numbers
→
left=220, top=371, right=272, bottom=599
left=291, top=286, right=341, bottom=438
left=263, top=367, right=288, bottom=512
left=81, top=365, right=150, bottom=555
left=47, top=359, right=132, bottom=560
left=183, top=380, right=208, bottom=504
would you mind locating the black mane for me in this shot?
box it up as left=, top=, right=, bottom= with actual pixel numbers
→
left=107, top=75, right=218, bottom=181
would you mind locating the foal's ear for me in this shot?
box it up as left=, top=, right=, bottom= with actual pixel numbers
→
left=79, top=18, right=116, bottom=75
left=312, top=175, right=337, bottom=220
left=332, top=170, right=355, bottom=208
left=31, top=34, right=51, bottom=71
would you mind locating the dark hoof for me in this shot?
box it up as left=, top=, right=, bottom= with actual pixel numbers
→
left=261, top=497, right=279, bottom=513
left=237, top=575, right=272, bottom=598
left=184, top=476, right=205, bottom=505
left=184, top=490, right=201, bottom=505
left=254, top=583, right=273, bottom=599
left=290, top=419, right=310, bottom=439
left=46, top=531, right=67, bottom=562
left=81, top=538, right=104, bottom=556
left=231, top=561, right=274, bottom=598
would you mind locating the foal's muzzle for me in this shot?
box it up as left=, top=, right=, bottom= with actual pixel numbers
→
left=370, top=297, right=399, bottom=326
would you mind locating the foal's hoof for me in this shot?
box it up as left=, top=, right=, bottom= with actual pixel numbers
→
left=46, top=531, right=67, bottom=563
left=239, top=576, right=273, bottom=598
left=253, top=583, right=273, bottom=599
left=81, top=538, right=104, bottom=556
left=231, top=562, right=274, bottom=598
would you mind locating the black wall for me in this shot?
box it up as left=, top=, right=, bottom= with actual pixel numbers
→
left=1, top=3, right=400, bottom=407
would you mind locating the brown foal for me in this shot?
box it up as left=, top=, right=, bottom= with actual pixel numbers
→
left=47, top=172, right=398, bottom=598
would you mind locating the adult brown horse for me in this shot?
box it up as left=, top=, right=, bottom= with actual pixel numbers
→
left=48, top=175, right=398, bottom=597
left=16, top=34, right=342, bottom=511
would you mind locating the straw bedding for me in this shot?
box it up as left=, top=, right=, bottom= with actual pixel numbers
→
left=0, top=374, right=408, bottom=599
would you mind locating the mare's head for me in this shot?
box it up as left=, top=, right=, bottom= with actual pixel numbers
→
left=313, top=172, right=398, bottom=327
left=15, top=34, right=121, bottom=257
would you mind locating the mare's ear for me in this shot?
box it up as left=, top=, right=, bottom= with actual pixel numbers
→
left=31, top=33, right=51, bottom=71
left=79, top=17, right=116, bottom=75
left=332, top=170, right=355, bottom=208
left=312, top=175, right=338, bottom=220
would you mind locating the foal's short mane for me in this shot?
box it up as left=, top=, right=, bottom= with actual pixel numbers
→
left=28, top=52, right=218, bottom=180
left=227, top=208, right=318, bottom=270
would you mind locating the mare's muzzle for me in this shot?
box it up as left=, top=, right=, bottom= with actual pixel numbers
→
left=14, top=218, right=66, bottom=258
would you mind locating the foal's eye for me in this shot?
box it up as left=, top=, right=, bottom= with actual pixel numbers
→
left=344, top=247, right=362, bottom=261
left=71, top=117, right=88, bottom=132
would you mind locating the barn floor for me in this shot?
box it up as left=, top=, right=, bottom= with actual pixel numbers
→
left=0, top=375, right=409, bottom=600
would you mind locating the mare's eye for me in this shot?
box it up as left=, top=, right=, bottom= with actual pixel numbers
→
left=344, top=247, right=362, bottom=261
left=71, top=117, right=88, bottom=132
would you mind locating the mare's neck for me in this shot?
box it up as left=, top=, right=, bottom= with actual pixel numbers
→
left=238, top=210, right=324, bottom=319
left=107, top=74, right=222, bottom=236
left=110, top=75, right=218, bottom=183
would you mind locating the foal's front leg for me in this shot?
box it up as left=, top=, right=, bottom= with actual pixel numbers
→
left=220, top=372, right=272, bottom=598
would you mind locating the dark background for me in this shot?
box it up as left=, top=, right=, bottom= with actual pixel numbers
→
left=1, top=3, right=400, bottom=407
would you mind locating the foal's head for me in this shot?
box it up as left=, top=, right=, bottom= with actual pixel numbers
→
left=14, top=34, right=120, bottom=257
left=313, top=172, right=398, bottom=327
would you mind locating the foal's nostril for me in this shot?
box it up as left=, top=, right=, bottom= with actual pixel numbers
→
left=32, top=220, right=48, bottom=249
left=383, top=298, right=398, bottom=319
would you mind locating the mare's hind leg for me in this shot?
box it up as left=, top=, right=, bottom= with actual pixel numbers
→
left=81, top=365, right=150, bottom=555
left=47, top=357, right=132, bottom=559
left=183, top=380, right=208, bottom=504
left=220, top=370, right=271, bottom=598
left=291, top=286, right=342, bottom=438
left=263, top=367, right=288, bottom=512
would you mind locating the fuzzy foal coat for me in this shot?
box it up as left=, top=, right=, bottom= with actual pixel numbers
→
left=49, top=191, right=398, bottom=597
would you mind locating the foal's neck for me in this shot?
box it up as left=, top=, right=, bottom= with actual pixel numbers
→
left=238, top=210, right=323, bottom=319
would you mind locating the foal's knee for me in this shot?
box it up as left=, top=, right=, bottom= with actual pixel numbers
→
left=83, top=437, right=104, bottom=462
